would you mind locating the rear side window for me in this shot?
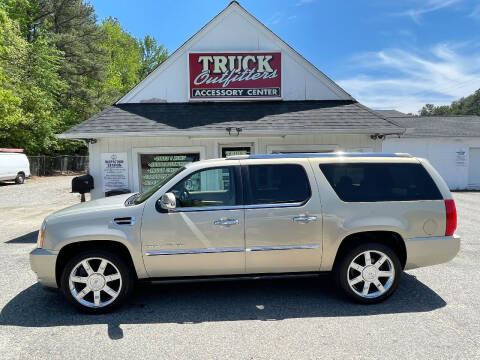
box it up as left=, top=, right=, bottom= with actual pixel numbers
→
left=245, top=164, right=311, bottom=205
left=319, top=163, right=442, bottom=202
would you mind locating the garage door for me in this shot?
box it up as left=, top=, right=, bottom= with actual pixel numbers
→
left=468, top=148, right=480, bottom=186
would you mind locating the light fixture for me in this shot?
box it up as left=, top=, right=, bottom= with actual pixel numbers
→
left=226, top=127, right=242, bottom=136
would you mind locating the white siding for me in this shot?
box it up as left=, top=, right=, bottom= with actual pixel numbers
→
left=383, top=137, right=480, bottom=190
left=89, top=134, right=378, bottom=199
left=118, top=5, right=350, bottom=104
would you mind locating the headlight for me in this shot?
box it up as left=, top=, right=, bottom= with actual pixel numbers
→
left=37, top=221, right=46, bottom=248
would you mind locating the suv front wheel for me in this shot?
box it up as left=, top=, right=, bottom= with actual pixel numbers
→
left=60, top=250, right=134, bottom=313
left=336, top=243, right=402, bottom=304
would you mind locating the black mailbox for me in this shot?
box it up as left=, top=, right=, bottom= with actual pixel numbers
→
left=72, top=174, right=94, bottom=194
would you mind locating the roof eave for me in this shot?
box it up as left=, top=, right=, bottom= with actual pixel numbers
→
left=57, top=128, right=404, bottom=140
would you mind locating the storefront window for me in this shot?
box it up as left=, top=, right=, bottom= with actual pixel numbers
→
left=139, top=153, right=199, bottom=192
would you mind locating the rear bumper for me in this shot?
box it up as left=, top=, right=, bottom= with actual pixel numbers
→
left=404, top=234, right=460, bottom=270
left=30, top=248, right=58, bottom=288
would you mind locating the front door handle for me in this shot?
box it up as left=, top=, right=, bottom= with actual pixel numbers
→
left=214, top=218, right=239, bottom=226
left=293, top=216, right=318, bottom=223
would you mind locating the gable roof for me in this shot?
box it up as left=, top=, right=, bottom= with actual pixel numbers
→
left=375, top=110, right=407, bottom=118
left=385, top=115, right=480, bottom=137
left=117, top=1, right=353, bottom=103
left=57, top=100, right=404, bottom=139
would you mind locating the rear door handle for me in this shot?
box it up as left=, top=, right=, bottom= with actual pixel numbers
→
left=293, top=216, right=318, bottom=223
left=214, top=218, right=239, bottom=226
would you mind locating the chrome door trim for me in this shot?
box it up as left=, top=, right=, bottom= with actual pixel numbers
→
left=247, top=244, right=320, bottom=252
left=145, top=247, right=244, bottom=256
left=169, top=201, right=305, bottom=213
left=145, top=244, right=320, bottom=256
left=244, top=202, right=305, bottom=209
left=171, top=205, right=243, bottom=212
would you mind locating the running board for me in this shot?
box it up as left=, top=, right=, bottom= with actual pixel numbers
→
left=139, top=272, right=325, bottom=285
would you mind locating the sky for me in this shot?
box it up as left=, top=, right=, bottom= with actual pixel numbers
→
left=89, top=0, right=480, bottom=114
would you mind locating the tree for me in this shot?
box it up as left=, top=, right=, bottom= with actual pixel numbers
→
left=419, top=89, right=480, bottom=116
left=97, top=17, right=142, bottom=105
left=0, top=6, right=28, bottom=149
left=0, top=0, right=168, bottom=155
left=139, top=35, right=168, bottom=79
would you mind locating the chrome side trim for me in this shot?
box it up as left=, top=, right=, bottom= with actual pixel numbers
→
left=244, top=202, right=304, bottom=209
left=170, top=202, right=305, bottom=212
left=247, top=244, right=320, bottom=252
left=172, top=205, right=243, bottom=212
left=145, top=244, right=320, bottom=256
left=145, top=247, right=244, bottom=256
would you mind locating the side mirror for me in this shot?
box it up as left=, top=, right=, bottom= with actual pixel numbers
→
left=159, top=192, right=176, bottom=210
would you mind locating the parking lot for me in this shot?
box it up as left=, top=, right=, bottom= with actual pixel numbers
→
left=0, top=176, right=479, bottom=359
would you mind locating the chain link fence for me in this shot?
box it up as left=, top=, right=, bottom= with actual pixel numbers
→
left=28, top=155, right=88, bottom=176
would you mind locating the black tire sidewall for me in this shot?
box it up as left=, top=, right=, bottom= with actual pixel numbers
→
left=15, top=174, right=24, bottom=184
left=336, top=242, right=402, bottom=304
left=60, top=249, right=134, bottom=314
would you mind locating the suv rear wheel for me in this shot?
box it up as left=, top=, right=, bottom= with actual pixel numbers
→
left=60, top=250, right=134, bottom=313
left=335, top=242, right=401, bottom=304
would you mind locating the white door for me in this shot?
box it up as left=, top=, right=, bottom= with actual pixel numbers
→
left=0, top=154, right=15, bottom=179
left=468, top=148, right=480, bottom=187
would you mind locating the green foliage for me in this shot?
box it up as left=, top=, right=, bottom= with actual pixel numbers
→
left=420, top=89, right=480, bottom=116
left=98, top=17, right=142, bottom=104
left=0, top=0, right=168, bottom=155
left=140, top=35, right=168, bottom=80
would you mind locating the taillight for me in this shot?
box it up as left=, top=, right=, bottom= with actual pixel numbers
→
left=444, top=199, right=457, bottom=236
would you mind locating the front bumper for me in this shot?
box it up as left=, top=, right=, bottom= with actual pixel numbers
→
left=30, top=248, right=59, bottom=288
left=404, top=234, right=460, bottom=270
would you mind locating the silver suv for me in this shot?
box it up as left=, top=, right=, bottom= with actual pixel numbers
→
left=30, top=153, right=460, bottom=313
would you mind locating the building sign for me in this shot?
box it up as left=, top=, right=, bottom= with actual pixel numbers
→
left=455, top=149, right=467, bottom=166
left=189, top=52, right=281, bottom=99
left=101, top=152, right=129, bottom=192
left=139, top=153, right=200, bottom=192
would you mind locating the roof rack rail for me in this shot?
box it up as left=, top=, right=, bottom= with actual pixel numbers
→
left=226, top=152, right=412, bottom=160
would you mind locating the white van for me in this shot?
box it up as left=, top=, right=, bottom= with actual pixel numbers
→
left=0, top=150, right=31, bottom=184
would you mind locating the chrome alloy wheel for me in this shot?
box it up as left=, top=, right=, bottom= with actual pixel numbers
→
left=347, top=250, right=395, bottom=299
left=68, top=257, right=123, bottom=308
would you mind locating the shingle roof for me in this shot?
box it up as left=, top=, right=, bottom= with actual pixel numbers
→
left=58, top=100, right=404, bottom=138
left=385, top=115, right=480, bottom=137
left=375, top=110, right=407, bottom=118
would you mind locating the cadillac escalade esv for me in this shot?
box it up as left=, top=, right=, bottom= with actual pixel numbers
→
left=30, top=153, right=460, bottom=313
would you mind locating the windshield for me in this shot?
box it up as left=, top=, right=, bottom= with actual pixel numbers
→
left=134, top=167, right=186, bottom=204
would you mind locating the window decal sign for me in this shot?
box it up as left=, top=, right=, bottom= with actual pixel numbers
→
left=189, top=52, right=281, bottom=99
left=139, top=153, right=199, bottom=192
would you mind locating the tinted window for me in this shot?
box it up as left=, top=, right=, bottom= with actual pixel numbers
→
left=246, top=164, right=311, bottom=204
left=169, top=167, right=238, bottom=208
left=319, top=163, right=442, bottom=202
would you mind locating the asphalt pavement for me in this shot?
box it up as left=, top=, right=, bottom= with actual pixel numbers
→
left=0, top=176, right=478, bottom=359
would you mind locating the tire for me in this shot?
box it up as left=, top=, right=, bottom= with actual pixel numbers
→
left=15, top=173, right=25, bottom=184
left=60, top=250, right=134, bottom=314
left=335, top=242, right=402, bottom=304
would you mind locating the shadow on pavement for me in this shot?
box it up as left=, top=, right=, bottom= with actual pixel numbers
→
left=0, top=273, right=446, bottom=340
left=6, top=231, right=38, bottom=244
left=0, top=181, right=18, bottom=186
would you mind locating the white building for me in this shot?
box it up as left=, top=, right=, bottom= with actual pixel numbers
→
left=59, top=1, right=403, bottom=199
left=380, top=111, right=480, bottom=190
